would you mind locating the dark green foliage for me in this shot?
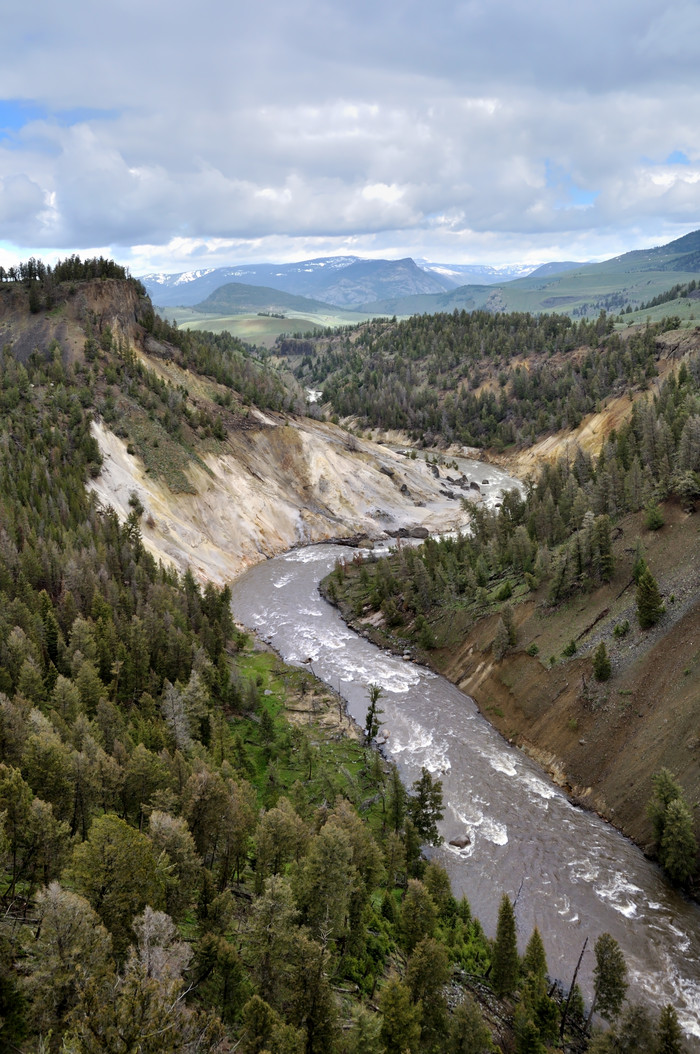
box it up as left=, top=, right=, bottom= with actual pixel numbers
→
left=379, top=977, right=421, bottom=1054
left=636, top=567, right=665, bottom=628
left=648, top=769, right=685, bottom=844
left=287, top=310, right=665, bottom=450
left=660, top=798, right=698, bottom=886
left=407, top=766, right=444, bottom=845
left=588, top=1003, right=656, bottom=1053
left=645, top=503, right=665, bottom=531
left=656, top=1004, right=685, bottom=1054
left=446, top=996, right=494, bottom=1052
left=522, top=926, right=548, bottom=982
left=591, top=933, right=628, bottom=1023
left=593, top=642, right=612, bottom=681
left=364, top=682, right=384, bottom=744
left=66, top=813, right=166, bottom=956
left=491, top=894, right=519, bottom=998
left=646, top=769, right=699, bottom=884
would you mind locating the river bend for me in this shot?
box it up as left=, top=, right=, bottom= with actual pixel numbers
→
left=230, top=504, right=700, bottom=1045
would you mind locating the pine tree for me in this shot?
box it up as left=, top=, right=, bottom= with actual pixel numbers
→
left=660, top=797, right=698, bottom=886
left=655, top=1004, right=685, bottom=1054
left=648, top=769, right=683, bottom=845
left=636, top=567, right=664, bottom=628
left=407, top=767, right=444, bottom=845
left=491, top=894, right=519, bottom=997
left=522, top=926, right=548, bottom=982
left=364, top=683, right=384, bottom=744
left=379, top=977, right=421, bottom=1054
left=589, top=933, right=627, bottom=1025
left=492, top=617, right=510, bottom=661
left=446, top=995, right=493, bottom=1053
left=593, top=642, right=611, bottom=682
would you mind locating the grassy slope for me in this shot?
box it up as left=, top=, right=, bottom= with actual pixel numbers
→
left=361, top=231, right=700, bottom=318
left=162, top=304, right=383, bottom=346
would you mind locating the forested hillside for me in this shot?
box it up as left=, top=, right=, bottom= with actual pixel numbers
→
left=0, top=262, right=691, bottom=1053
left=279, top=310, right=689, bottom=450
left=324, top=351, right=700, bottom=886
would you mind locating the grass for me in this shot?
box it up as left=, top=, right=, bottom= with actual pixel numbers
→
left=160, top=306, right=384, bottom=347
left=118, top=407, right=199, bottom=493
left=233, top=648, right=388, bottom=831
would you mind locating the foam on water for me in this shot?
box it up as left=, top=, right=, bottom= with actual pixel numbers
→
left=481, top=817, right=508, bottom=845
left=568, top=858, right=600, bottom=884
left=488, top=754, right=517, bottom=777
left=389, top=717, right=451, bottom=773
left=521, top=771, right=559, bottom=801
left=594, top=873, right=643, bottom=918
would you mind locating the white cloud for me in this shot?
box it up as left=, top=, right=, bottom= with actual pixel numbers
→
left=0, top=1, right=698, bottom=269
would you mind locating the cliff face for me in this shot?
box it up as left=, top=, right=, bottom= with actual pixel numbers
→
left=88, top=412, right=474, bottom=584
left=0, top=277, right=148, bottom=364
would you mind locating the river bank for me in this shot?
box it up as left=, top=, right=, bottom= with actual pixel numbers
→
left=322, top=497, right=700, bottom=867
left=229, top=541, right=700, bottom=1043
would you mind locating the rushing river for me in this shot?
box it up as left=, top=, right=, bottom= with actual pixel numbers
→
left=229, top=469, right=700, bottom=1044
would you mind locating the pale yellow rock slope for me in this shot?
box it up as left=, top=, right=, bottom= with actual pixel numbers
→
left=89, top=414, right=474, bottom=585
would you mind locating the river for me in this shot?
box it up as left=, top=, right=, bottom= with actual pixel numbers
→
left=229, top=467, right=700, bottom=1044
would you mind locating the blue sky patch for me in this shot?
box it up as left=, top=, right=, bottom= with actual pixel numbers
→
left=0, top=99, right=117, bottom=138
left=545, top=160, right=598, bottom=210
left=665, top=149, right=690, bottom=165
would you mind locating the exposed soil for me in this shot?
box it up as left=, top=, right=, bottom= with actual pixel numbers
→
left=425, top=502, right=700, bottom=852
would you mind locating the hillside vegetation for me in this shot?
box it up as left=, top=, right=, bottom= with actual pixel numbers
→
left=356, top=228, right=700, bottom=318
left=280, top=309, right=689, bottom=450
left=0, top=261, right=693, bottom=1053
left=323, top=344, right=700, bottom=884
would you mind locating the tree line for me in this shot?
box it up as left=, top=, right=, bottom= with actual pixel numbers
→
left=0, top=267, right=691, bottom=1051
left=279, top=310, right=680, bottom=450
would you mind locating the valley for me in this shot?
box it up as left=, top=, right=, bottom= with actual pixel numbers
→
left=0, top=259, right=698, bottom=1051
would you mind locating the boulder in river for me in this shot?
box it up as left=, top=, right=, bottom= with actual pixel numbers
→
left=449, top=835, right=472, bottom=849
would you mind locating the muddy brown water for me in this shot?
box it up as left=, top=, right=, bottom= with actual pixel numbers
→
left=230, top=471, right=700, bottom=1044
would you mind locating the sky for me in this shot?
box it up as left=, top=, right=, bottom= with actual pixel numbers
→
left=1, top=0, right=699, bottom=274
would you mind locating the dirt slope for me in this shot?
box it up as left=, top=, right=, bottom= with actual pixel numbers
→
left=435, top=502, right=700, bottom=849
left=89, top=415, right=474, bottom=585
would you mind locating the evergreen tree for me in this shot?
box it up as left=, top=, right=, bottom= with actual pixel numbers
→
left=655, top=1004, right=685, bottom=1054
left=593, top=642, right=612, bottom=682
left=364, top=683, right=384, bottom=745
left=636, top=567, right=664, bottom=628
left=446, top=995, right=493, bottom=1053
left=491, top=894, right=519, bottom=997
left=522, top=926, right=548, bottom=982
left=400, top=879, right=437, bottom=952
left=589, top=933, right=628, bottom=1025
left=378, top=977, right=421, bottom=1054
left=406, top=936, right=450, bottom=1050
left=648, top=769, right=683, bottom=845
left=660, top=797, right=698, bottom=886
left=407, top=767, right=444, bottom=845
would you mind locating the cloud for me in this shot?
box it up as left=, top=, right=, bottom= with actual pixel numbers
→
left=0, top=1, right=698, bottom=268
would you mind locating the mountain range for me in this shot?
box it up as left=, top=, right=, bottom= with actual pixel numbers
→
left=141, top=256, right=550, bottom=309
left=141, top=229, right=700, bottom=321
